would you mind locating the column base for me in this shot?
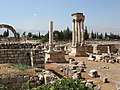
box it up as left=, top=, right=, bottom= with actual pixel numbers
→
left=69, top=45, right=88, bottom=57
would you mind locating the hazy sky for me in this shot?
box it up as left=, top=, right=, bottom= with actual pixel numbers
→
left=0, top=0, right=120, bottom=35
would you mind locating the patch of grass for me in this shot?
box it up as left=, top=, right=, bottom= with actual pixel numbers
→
left=11, top=64, right=32, bottom=71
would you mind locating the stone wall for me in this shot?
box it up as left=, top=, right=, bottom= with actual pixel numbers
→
left=85, top=45, right=118, bottom=54
left=0, top=49, right=31, bottom=65
left=0, top=43, right=45, bottom=68
left=0, top=49, right=45, bottom=68
left=85, top=45, right=93, bottom=53
left=0, top=74, right=43, bottom=89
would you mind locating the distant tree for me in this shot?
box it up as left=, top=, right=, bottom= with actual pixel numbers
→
left=16, top=32, right=20, bottom=38
left=39, top=32, right=41, bottom=39
left=27, top=32, right=33, bottom=38
left=105, top=32, right=108, bottom=40
left=84, top=26, right=89, bottom=40
left=96, top=32, right=99, bottom=39
left=3, top=31, right=8, bottom=37
left=98, top=33, right=103, bottom=39
left=41, top=32, right=49, bottom=43
left=63, top=27, right=72, bottom=41
left=41, top=37, right=48, bottom=44
left=109, top=32, right=114, bottom=39
left=32, top=34, right=38, bottom=39
left=53, top=30, right=61, bottom=42
left=44, top=31, right=49, bottom=40
left=59, top=30, right=64, bottom=41
left=91, top=31, right=95, bottom=39
left=6, top=29, right=9, bottom=37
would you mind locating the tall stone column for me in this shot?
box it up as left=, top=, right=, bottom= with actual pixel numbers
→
left=48, top=21, right=53, bottom=52
left=78, top=21, right=81, bottom=44
left=72, top=19, right=75, bottom=46
left=75, top=20, right=78, bottom=44
left=81, top=21, right=84, bottom=46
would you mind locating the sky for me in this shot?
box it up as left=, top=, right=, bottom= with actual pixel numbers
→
left=0, top=0, right=120, bottom=35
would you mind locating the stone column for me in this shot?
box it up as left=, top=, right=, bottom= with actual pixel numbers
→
left=30, top=50, right=34, bottom=67
left=75, top=20, right=78, bottom=44
left=72, top=19, right=75, bottom=46
left=107, top=46, right=110, bottom=54
left=78, top=21, right=81, bottom=44
left=81, top=21, right=84, bottom=46
left=48, top=21, right=53, bottom=52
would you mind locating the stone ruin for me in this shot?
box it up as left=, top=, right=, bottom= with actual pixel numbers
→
left=0, top=43, right=45, bottom=68
left=69, top=13, right=88, bottom=57
left=88, top=53, right=119, bottom=64
left=45, top=21, right=66, bottom=63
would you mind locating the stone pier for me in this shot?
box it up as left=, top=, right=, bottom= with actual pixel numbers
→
left=69, top=12, right=88, bottom=57
left=45, top=21, right=66, bottom=63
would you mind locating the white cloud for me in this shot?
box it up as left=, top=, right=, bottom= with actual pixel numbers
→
left=33, top=13, right=38, bottom=16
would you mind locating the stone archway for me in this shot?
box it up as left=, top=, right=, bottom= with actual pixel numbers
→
left=0, top=24, right=17, bottom=38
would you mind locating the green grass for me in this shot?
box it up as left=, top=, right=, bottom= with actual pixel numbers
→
left=11, top=64, right=32, bottom=71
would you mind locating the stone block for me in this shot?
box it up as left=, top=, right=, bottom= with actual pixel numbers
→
left=94, top=85, right=101, bottom=90
left=17, top=75, right=24, bottom=83
left=72, top=72, right=81, bottom=79
left=85, top=82, right=93, bottom=89
left=100, top=76, right=108, bottom=83
left=8, top=76, right=17, bottom=83
left=88, top=57, right=95, bottom=61
left=89, top=69, right=98, bottom=78
left=1, top=77, right=8, bottom=84
left=24, top=75, right=30, bottom=82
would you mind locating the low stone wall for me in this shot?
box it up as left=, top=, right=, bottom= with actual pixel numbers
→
left=0, top=49, right=31, bottom=65
left=0, top=49, right=45, bottom=68
left=85, top=45, right=117, bottom=54
left=0, top=74, right=43, bottom=89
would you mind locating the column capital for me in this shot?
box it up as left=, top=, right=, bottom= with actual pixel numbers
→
left=72, top=19, right=75, bottom=22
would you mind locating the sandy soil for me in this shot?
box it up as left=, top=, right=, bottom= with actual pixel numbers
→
left=65, top=55, right=120, bottom=90
left=45, top=55, right=120, bottom=90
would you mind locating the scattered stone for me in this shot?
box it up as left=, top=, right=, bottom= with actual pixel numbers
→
left=94, top=85, right=101, bottom=90
left=77, top=61, right=86, bottom=68
left=85, top=82, right=93, bottom=89
left=89, top=69, right=99, bottom=78
left=87, top=80, right=93, bottom=84
left=100, top=76, right=108, bottom=83
left=72, top=72, right=81, bottom=79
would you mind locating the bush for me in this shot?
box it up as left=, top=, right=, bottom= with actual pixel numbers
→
left=30, top=78, right=92, bottom=90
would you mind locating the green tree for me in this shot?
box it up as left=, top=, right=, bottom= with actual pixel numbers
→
left=98, top=33, right=103, bottom=39
left=32, top=34, right=38, bottom=39
left=27, top=32, right=33, bottom=38
left=84, top=26, right=89, bottom=40
left=53, top=30, right=61, bottom=42
left=16, top=32, right=20, bottom=38
left=91, top=31, right=95, bottom=39
left=3, top=29, right=9, bottom=37
left=63, top=27, right=72, bottom=41
left=39, top=32, right=41, bottom=39
left=59, top=30, right=64, bottom=41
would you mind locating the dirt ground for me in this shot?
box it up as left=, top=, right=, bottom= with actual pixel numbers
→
left=0, top=55, right=119, bottom=90
left=0, top=64, right=37, bottom=77
left=65, top=55, right=120, bottom=90
left=45, top=55, right=120, bottom=90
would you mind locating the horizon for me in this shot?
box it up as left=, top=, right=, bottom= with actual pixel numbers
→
left=0, top=0, right=120, bottom=35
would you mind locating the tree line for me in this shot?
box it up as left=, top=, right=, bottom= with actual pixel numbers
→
left=1, top=26, right=120, bottom=42
left=22, top=27, right=72, bottom=43
left=19, top=26, right=120, bottom=42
